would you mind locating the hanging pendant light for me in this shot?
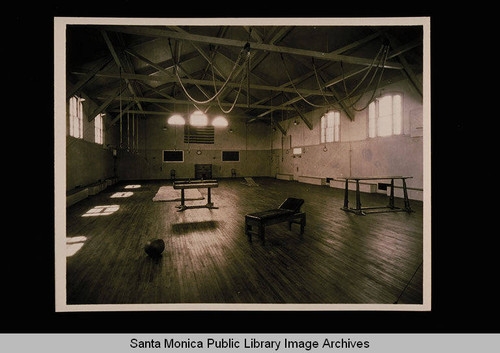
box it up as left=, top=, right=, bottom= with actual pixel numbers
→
left=212, top=116, right=228, bottom=127
left=189, top=110, right=208, bottom=126
left=168, top=114, right=185, bottom=125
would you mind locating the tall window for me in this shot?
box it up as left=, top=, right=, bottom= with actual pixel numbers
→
left=321, top=110, right=340, bottom=143
left=368, top=93, right=403, bottom=138
left=95, top=114, right=104, bottom=144
left=69, top=96, right=84, bottom=138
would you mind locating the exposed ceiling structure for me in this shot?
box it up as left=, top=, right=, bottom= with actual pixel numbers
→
left=65, top=21, right=423, bottom=132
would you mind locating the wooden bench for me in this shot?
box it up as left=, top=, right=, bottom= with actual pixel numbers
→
left=276, top=173, right=293, bottom=181
left=87, top=180, right=108, bottom=195
left=387, top=185, right=423, bottom=201
left=298, top=175, right=327, bottom=186
left=105, top=177, right=119, bottom=187
left=66, top=187, right=89, bottom=208
left=245, top=198, right=306, bottom=245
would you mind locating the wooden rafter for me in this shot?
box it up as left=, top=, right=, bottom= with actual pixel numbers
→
left=99, top=25, right=404, bottom=69
left=101, top=30, right=146, bottom=115
left=67, top=56, right=113, bottom=99
left=167, top=26, right=258, bottom=113
left=255, top=38, right=422, bottom=120
left=72, top=71, right=340, bottom=98
left=99, top=95, right=296, bottom=112
left=246, top=31, right=382, bottom=123
left=283, top=93, right=313, bottom=130
left=68, top=26, right=423, bottom=128
left=88, top=86, right=126, bottom=122
left=386, top=33, right=423, bottom=98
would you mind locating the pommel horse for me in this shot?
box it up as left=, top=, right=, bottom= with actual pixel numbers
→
left=173, top=179, right=219, bottom=212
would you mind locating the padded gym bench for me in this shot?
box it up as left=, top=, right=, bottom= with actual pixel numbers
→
left=245, top=198, right=306, bottom=244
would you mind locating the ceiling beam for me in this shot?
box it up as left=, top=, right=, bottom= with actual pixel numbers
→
left=320, top=73, right=355, bottom=121
left=200, top=26, right=229, bottom=80
left=285, top=94, right=313, bottom=130
left=72, top=71, right=338, bottom=97
left=99, top=25, right=404, bottom=69
left=109, top=109, right=173, bottom=116
left=109, top=101, right=135, bottom=126
left=385, top=34, right=422, bottom=98
left=214, top=26, right=295, bottom=109
left=247, top=31, right=382, bottom=123
left=99, top=95, right=296, bottom=111
left=101, top=30, right=146, bottom=115
left=272, top=121, right=287, bottom=136
left=67, top=56, right=113, bottom=99
left=88, top=86, right=126, bottom=122
left=166, top=26, right=259, bottom=113
left=255, top=38, right=422, bottom=119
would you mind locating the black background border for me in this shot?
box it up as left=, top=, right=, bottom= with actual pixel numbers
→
left=4, top=3, right=497, bottom=335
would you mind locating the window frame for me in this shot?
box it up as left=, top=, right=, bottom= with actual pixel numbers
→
left=221, top=150, right=240, bottom=162
left=69, top=95, right=84, bottom=139
left=94, top=113, right=104, bottom=144
left=162, top=150, right=184, bottom=163
left=320, top=110, right=340, bottom=143
left=368, top=92, right=404, bottom=138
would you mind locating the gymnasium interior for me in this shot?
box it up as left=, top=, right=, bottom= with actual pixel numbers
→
left=55, top=18, right=430, bottom=310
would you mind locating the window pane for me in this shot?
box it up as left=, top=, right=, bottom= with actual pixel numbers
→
left=392, top=94, right=402, bottom=135
left=335, top=112, right=340, bottom=141
left=368, top=102, right=376, bottom=138
left=327, top=112, right=335, bottom=127
left=69, top=96, right=83, bottom=138
left=320, top=115, right=326, bottom=143
left=326, top=127, right=334, bottom=142
left=377, top=96, right=393, bottom=137
left=95, top=114, right=103, bottom=144
left=78, top=98, right=83, bottom=138
left=69, top=97, right=76, bottom=137
left=377, top=115, right=392, bottom=136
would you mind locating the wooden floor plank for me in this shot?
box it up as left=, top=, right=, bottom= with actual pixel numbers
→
left=65, top=178, right=424, bottom=305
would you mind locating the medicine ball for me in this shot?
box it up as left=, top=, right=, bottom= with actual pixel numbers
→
left=144, top=238, right=165, bottom=257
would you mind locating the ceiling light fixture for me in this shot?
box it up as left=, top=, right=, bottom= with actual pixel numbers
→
left=189, top=110, right=208, bottom=126
left=167, top=114, right=185, bottom=125
left=212, top=116, right=228, bottom=127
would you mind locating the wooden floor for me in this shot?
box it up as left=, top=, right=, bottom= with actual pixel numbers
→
left=65, top=177, right=424, bottom=305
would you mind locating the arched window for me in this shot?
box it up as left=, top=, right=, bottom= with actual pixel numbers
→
left=320, top=110, right=340, bottom=143
left=69, top=95, right=84, bottom=138
left=368, top=93, right=403, bottom=138
left=95, top=113, right=104, bottom=144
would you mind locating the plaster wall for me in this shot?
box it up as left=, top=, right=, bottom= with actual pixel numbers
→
left=117, top=114, right=272, bottom=180
left=65, top=89, right=118, bottom=191
left=271, top=79, right=425, bottom=189
left=66, top=78, right=425, bottom=191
